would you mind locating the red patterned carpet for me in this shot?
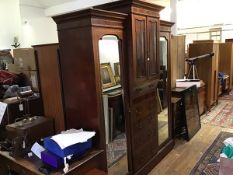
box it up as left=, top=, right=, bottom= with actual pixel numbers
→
left=107, top=133, right=126, bottom=167
left=202, top=100, right=233, bottom=128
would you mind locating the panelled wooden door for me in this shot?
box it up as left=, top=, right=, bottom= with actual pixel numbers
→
left=147, top=17, right=159, bottom=78
left=129, top=14, right=159, bottom=173
left=133, top=15, right=159, bottom=84
left=134, top=14, right=147, bottom=87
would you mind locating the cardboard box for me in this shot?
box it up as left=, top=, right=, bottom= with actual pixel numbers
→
left=13, top=48, right=37, bottom=71
left=8, top=63, right=20, bottom=74
left=22, top=70, right=39, bottom=92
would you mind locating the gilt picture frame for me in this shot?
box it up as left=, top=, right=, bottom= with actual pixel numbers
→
left=114, top=62, right=121, bottom=84
left=100, top=63, right=116, bottom=89
left=114, top=62, right=120, bottom=76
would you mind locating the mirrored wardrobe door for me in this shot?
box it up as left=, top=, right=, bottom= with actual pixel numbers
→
left=98, top=35, right=128, bottom=175
left=158, top=36, right=169, bottom=145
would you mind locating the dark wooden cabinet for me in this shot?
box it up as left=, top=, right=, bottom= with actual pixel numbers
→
left=172, top=86, right=201, bottom=140
left=188, top=43, right=219, bottom=109
left=172, top=88, right=187, bottom=137
left=97, top=1, right=161, bottom=174
left=53, top=8, right=127, bottom=173
left=49, top=1, right=175, bottom=174
left=96, top=1, right=174, bottom=174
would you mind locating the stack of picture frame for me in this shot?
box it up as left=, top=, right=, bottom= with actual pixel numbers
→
left=100, top=62, right=121, bottom=90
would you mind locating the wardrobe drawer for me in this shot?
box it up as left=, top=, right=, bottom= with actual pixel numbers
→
left=133, top=97, right=157, bottom=121
left=132, top=114, right=156, bottom=134
left=131, top=116, right=157, bottom=150
left=132, top=126, right=152, bottom=146
left=132, top=140, right=151, bottom=172
left=133, top=81, right=157, bottom=95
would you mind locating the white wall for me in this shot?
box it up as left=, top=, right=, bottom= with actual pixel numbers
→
left=45, top=0, right=171, bottom=18
left=170, top=0, right=177, bottom=34
left=0, top=0, right=171, bottom=50
left=45, top=0, right=116, bottom=16
left=0, top=0, right=22, bottom=50
left=160, top=7, right=171, bottom=21
left=99, top=38, right=120, bottom=74
left=143, top=0, right=171, bottom=21
left=20, top=5, right=58, bottom=47
left=176, top=0, right=233, bottom=47
left=177, top=0, right=233, bottom=29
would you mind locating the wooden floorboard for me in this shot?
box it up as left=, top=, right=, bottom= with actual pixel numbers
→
left=149, top=123, right=233, bottom=175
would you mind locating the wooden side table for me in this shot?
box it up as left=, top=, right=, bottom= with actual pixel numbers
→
left=171, top=87, right=188, bottom=137
left=171, top=86, right=201, bottom=140
left=171, top=97, right=182, bottom=137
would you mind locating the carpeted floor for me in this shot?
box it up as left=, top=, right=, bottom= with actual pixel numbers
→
left=202, top=100, right=233, bottom=128
left=107, top=133, right=127, bottom=168
left=190, top=132, right=233, bottom=175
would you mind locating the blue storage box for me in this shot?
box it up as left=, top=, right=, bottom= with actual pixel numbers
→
left=41, top=150, right=63, bottom=168
left=43, top=137, right=92, bottom=158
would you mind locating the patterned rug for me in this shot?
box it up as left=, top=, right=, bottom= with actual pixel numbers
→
left=190, top=132, right=233, bottom=175
left=107, top=133, right=127, bottom=167
left=202, top=100, right=233, bottom=128
left=219, top=89, right=233, bottom=100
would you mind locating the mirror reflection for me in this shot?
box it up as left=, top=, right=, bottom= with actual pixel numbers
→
left=158, top=36, right=169, bottom=145
left=98, top=35, right=128, bottom=174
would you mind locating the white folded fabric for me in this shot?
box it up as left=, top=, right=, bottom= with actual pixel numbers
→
left=51, top=129, right=96, bottom=149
